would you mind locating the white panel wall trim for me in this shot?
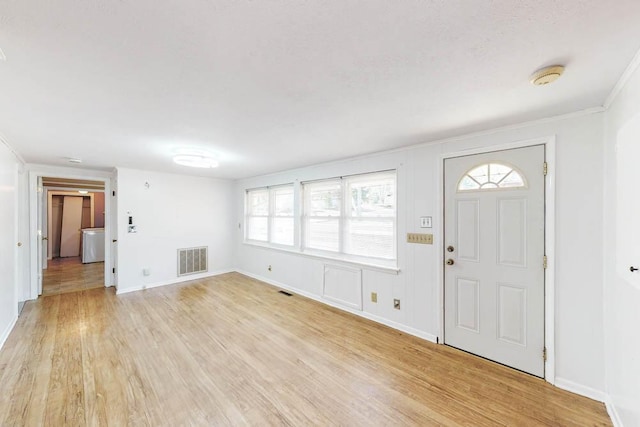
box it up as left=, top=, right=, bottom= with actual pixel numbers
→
left=236, top=269, right=438, bottom=343
left=322, top=265, right=363, bottom=310
left=115, top=269, right=234, bottom=295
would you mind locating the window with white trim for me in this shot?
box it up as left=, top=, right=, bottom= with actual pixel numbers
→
left=302, top=171, right=396, bottom=262
left=245, top=184, right=294, bottom=245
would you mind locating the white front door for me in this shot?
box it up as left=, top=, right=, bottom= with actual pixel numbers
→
left=444, top=145, right=545, bottom=377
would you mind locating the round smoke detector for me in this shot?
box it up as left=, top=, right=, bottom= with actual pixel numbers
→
left=530, top=65, right=565, bottom=86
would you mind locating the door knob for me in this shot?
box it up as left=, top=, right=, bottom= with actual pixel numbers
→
left=446, top=259, right=455, bottom=266
left=630, top=266, right=638, bottom=272
left=447, top=246, right=455, bottom=252
left=17, top=242, right=22, bottom=247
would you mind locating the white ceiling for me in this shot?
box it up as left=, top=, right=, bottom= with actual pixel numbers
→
left=1, top=1, right=639, bottom=179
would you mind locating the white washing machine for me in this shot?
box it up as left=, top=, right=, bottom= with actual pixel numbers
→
left=82, top=228, right=105, bottom=263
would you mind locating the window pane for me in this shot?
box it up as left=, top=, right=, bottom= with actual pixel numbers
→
left=273, top=186, right=293, bottom=216
left=271, top=217, right=294, bottom=245
left=348, top=176, right=396, bottom=217
left=459, top=175, right=480, bottom=190
left=344, top=219, right=394, bottom=259
left=305, top=218, right=339, bottom=252
left=458, top=163, right=526, bottom=192
left=468, top=165, right=489, bottom=184
left=489, top=163, right=512, bottom=183
left=247, top=190, right=269, bottom=215
left=305, top=181, right=341, bottom=216
left=247, top=216, right=268, bottom=241
left=499, top=170, right=525, bottom=188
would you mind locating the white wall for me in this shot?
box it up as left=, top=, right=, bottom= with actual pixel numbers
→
left=603, top=58, right=640, bottom=426
left=116, top=168, right=235, bottom=293
left=0, top=141, right=19, bottom=349
left=234, top=111, right=606, bottom=396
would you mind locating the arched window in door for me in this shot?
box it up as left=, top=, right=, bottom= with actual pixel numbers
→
left=457, top=163, right=526, bottom=191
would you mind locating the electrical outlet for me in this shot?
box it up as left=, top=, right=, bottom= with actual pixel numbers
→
left=268, top=265, right=272, bottom=271
left=393, top=299, right=401, bottom=310
left=407, top=233, right=433, bottom=244
left=371, top=292, right=377, bottom=303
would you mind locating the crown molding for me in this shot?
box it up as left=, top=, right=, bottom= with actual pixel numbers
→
left=604, top=46, right=640, bottom=109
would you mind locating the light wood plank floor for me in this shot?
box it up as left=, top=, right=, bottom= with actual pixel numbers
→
left=43, top=257, right=104, bottom=296
left=0, top=272, right=610, bottom=426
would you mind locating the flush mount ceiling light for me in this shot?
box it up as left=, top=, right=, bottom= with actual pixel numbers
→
left=78, top=190, right=88, bottom=194
left=530, top=65, right=565, bottom=86
left=66, top=157, right=82, bottom=164
left=173, top=153, right=219, bottom=168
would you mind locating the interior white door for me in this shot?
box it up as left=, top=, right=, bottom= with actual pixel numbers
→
left=617, top=112, right=640, bottom=290
left=41, top=188, right=48, bottom=269
left=110, top=177, right=118, bottom=288
left=444, top=145, right=545, bottom=377
left=36, top=176, right=43, bottom=295
left=60, top=196, right=83, bottom=257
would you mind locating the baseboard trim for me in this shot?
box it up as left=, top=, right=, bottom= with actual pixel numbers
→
left=116, top=269, right=235, bottom=295
left=605, top=400, right=624, bottom=427
left=555, top=377, right=607, bottom=403
left=235, top=269, right=438, bottom=344
left=0, top=315, right=18, bottom=351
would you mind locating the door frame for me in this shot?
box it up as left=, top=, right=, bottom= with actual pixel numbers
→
left=46, top=190, right=96, bottom=259
left=438, top=136, right=556, bottom=384
left=28, top=167, right=115, bottom=299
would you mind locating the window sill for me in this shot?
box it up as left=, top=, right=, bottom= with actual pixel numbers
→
left=242, top=241, right=400, bottom=275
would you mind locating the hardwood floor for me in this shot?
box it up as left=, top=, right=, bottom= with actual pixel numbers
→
left=42, top=257, right=104, bottom=296
left=0, top=273, right=610, bottom=426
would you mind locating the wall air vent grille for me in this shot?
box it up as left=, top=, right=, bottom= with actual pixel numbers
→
left=178, top=246, right=208, bottom=277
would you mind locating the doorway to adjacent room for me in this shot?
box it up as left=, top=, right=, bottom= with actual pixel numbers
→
left=40, top=177, right=106, bottom=296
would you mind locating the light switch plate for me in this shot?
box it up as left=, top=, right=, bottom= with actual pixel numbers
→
left=420, top=216, right=432, bottom=228
left=407, top=233, right=433, bottom=244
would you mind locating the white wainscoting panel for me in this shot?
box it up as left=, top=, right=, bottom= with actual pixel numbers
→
left=323, top=264, right=363, bottom=311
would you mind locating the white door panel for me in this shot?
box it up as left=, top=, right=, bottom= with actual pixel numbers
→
left=617, top=112, right=640, bottom=289
left=444, top=145, right=545, bottom=377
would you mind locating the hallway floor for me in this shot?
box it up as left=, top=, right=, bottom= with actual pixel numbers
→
left=42, top=257, right=104, bottom=296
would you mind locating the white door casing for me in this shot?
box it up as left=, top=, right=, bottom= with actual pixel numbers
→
left=110, top=177, right=118, bottom=288
left=444, top=145, right=545, bottom=377
left=36, top=176, right=43, bottom=296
